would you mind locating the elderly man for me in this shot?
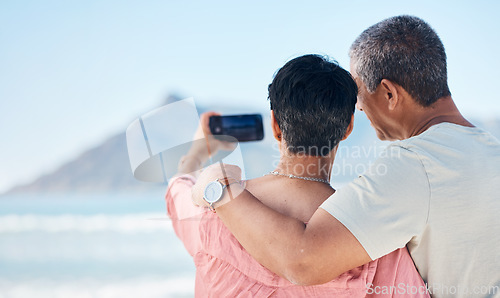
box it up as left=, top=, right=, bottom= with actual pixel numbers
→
left=192, top=15, right=500, bottom=297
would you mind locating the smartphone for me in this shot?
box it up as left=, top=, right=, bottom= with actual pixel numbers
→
left=209, top=114, right=264, bottom=142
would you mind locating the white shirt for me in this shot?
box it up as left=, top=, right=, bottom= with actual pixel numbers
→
left=321, top=123, right=500, bottom=298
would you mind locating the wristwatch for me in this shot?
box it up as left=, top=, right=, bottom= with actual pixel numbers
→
left=203, top=178, right=238, bottom=212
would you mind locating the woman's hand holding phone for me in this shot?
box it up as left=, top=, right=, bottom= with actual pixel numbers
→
left=177, top=111, right=237, bottom=175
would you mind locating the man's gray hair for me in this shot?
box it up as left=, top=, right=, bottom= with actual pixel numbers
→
left=349, top=15, right=451, bottom=106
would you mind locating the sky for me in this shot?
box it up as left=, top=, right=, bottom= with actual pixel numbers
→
left=1, top=0, right=499, bottom=193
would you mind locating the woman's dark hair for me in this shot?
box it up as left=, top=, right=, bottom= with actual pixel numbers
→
left=268, top=54, right=357, bottom=156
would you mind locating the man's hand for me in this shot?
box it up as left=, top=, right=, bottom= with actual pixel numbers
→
left=192, top=163, right=243, bottom=207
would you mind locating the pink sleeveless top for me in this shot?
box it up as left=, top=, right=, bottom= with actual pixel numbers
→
left=166, top=175, right=429, bottom=297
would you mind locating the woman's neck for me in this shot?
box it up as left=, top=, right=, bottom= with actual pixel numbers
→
left=274, top=153, right=334, bottom=182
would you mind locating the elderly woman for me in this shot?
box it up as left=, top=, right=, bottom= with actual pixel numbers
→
left=165, top=54, right=428, bottom=297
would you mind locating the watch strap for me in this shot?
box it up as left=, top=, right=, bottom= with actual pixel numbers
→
left=217, top=177, right=239, bottom=187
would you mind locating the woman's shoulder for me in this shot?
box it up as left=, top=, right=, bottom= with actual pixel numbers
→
left=244, top=176, right=334, bottom=222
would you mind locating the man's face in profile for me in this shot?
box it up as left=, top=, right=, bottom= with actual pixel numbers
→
left=349, top=61, right=397, bottom=141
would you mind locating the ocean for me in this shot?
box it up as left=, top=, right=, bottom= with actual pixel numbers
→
left=0, top=192, right=196, bottom=298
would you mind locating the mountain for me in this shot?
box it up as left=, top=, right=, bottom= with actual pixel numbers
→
left=5, top=95, right=500, bottom=195
left=4, top=95, right=277, bottom=195
left=5, top=132, right=154, bottom=194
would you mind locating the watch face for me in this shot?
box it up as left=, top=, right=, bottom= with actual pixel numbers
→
left=204, top=181, right=223, bottom=203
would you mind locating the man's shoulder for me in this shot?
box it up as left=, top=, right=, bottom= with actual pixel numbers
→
left=389, top=122, right=500, bottom=156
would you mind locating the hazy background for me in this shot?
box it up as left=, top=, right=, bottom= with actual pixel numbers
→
left=1, top=1, right=500, bottom=297
left=1, top=0, right=500, bottom=193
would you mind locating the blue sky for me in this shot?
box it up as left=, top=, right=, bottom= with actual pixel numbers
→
left=1, top=0, right=499, bottom=193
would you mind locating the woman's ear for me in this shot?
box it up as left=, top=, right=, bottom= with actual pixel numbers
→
left=270, top=110, right=282, bottom=142
left=342, top=114, right=354, bottom=141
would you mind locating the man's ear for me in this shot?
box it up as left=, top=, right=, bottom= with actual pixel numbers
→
left=342, top=114, right=354, bottom=141
left=380, top=79, right=400, bottom=111
left=270, top=110, right=282, bottom=142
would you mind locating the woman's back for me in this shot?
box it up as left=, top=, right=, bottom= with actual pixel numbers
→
left=166, top=174, right=429, bottom=297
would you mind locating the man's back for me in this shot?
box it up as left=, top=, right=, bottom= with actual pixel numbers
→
left=322, top=122, right=500, bottom=297
left=403, top=123, right=500, bottom=295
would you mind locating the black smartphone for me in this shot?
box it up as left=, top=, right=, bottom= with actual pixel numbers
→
left=209, top=114, right=264, bottom=142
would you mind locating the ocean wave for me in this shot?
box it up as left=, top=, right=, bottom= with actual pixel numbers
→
left=0, top=214, right=174, bottom=233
